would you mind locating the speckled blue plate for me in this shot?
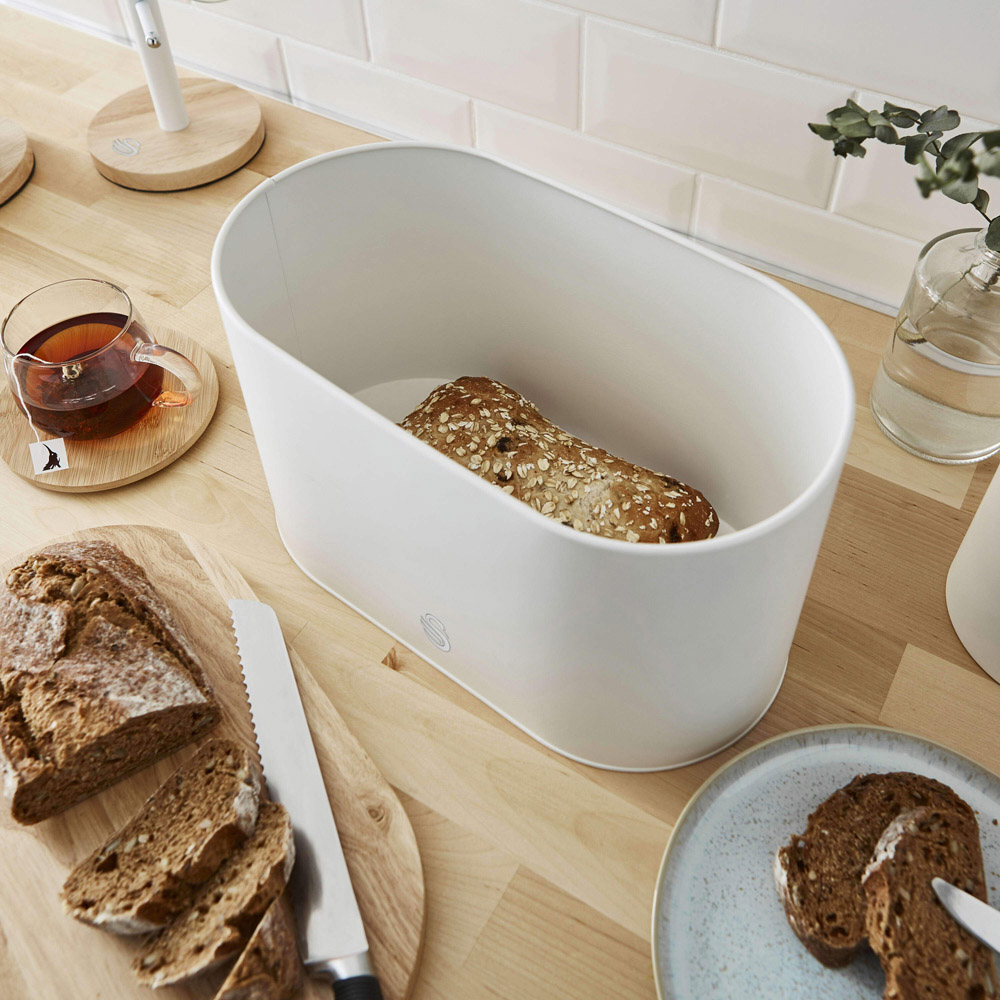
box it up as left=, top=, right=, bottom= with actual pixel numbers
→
left=652, top=725, right=1000, bottom=998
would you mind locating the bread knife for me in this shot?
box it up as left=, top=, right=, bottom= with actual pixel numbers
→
left=229, top=598, right=384, bottom=1000
left=933, top=877, right=1000, bottom=953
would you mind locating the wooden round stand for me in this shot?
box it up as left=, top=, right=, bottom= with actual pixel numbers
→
left=87, top=78, right=264, bottom=191
left=0, top=118, right=34, bottom=205
left=0, top=325, right=218, bottom=491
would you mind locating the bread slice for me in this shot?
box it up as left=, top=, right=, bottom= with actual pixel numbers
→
left=399, top=376, right=718, bottom=543
left=863, top=807, right=999, bottom=999
left=774, top=772, right=975, bottom=967
left=0, top=541, right=220, bottom=824
left=215, top=895, right=303, bottom=1000
left=134, top=801, right=295, bottom=988
left=61, top=739, right=260, bottom=934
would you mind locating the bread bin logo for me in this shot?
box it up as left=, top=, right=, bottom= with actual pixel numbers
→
left=420, top=613, right=450, bottom=652
left=112, top=137, right=141, bottom=156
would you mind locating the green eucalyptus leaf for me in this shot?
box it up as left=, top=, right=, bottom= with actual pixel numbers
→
left=980, top=130, right=1000, bottom=149
left=830, top=109, right=866, bottom=128
left=867, top=110, right=891, bottom=127
left=974, top=189, right=990, bottom=215
left=941, top=131, right=984, bottom=157
left=833, top=137, right=866, bottom=158
left=846, top=98, right=869, bottom=115
left=919, top=106, right=961, bottom=132
left=986, top=217, right=1000, bottom=253
left=875, top=123, right=898, bottom=143
left=884, top=101, right=919, bottom=119
left=915, top=159, right=937, bottom=197
left=976, top=148, right=1000, bottom=176
left=903, top=133, right=932, bottom=164
left=808, top=122, right=840, bottom=140
left=942, top=175, right=979, bottom=203
left=839, top=120, right=876, bottom=138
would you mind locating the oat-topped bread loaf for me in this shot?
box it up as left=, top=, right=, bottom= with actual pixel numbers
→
left=400, top=376, right=718, bottom=543
left=0, top=540, right=220, bottom=824
left=134, top=800, right=295, bottom=988
left=863, top=807, right=999, bottom=1000
left=62, top=739, right=260, bottom=934
left=774, top=772, right=975, bottom=967
left=215, top=896, right=303, bottom=1000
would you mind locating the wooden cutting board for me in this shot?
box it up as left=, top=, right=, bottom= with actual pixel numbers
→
left=0, top=525, right=425, bottom=1000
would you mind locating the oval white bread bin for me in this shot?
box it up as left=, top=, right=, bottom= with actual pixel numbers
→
left=212, top=143, right=854, bottom=771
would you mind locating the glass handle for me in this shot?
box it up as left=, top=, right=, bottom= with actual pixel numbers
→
left=131, top=342, right=201, bottom=407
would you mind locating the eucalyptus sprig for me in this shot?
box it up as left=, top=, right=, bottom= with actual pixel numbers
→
left=809, top=99, right=1000, bottom=251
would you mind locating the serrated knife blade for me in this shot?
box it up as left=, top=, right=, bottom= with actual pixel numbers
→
left=933, top=877, right=1000, bottom=953
left=229, top=599, right=383, bottom=1000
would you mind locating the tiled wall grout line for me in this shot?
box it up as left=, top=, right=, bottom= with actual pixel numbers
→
left=712, top=0, right=725, bottom=49
left=5, top=0, right=994, bottom=308
left=359, top=0, right=374, bottom=63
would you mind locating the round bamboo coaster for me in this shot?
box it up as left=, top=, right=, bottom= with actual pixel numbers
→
left=0, top=325, right=218, bottom=491
left=0, top=118, right=33, bottom=205
left=87, top=78, right=264, bottom=191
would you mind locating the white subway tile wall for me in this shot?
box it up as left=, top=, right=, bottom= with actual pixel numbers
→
left=7, top=0, right=999, bottom=309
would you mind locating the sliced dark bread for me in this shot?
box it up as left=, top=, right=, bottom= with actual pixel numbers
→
left=0, top=541, right=220, bottom=824
left=134, top=800, right=294, bottom=988
left=774, top=772, right=975, bottom=967
left=62, top=739, right=260, bottom=934
left=863, top=807, right=999, bottom=999
left=215, top=895, right=303, bottom=1000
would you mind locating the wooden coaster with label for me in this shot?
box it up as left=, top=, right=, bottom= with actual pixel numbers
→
left=0, top=117, right=33, bottom=205
left=87, top=78, right=264, bottom=192
left=0, top=324, right=218, bottom=491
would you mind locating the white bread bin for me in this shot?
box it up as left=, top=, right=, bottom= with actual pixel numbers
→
left=211, top=143, right=854, bottom=771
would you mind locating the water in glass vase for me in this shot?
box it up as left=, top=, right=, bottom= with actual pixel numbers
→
left=871, top=317, right=1000, bottom=464
left=869, top=228, right=1000, bottom=464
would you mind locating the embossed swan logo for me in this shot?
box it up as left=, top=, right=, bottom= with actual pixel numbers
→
left=419, top=614, right=451, bottom=652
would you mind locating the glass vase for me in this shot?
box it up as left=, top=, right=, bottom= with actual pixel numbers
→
left=869, top=227, right=1000, bottom=463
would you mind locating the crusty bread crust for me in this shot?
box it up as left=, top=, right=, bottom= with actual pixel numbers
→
left=0, top=541, right=220, bottom=824
left=400, top=376, right=717, bottom=543
left=215, top=895, right=303, bottom=1000
left=863, top=807, right=999, bottom=999
left=774, top=772, right=975, bottom=968
left=62, top=739, right=260, bottom=934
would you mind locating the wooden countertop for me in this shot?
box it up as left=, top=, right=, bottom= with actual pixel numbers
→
left=3, top=8, right=1000, bottom=997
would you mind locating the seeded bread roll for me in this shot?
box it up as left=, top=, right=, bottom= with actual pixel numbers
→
left=0, top=541, right=220, bottom=824
left=215, top=896, right=303, bottom=1000
left=774, top=772, right=975, bottom=967
left=863, top=807, right=999, bottom=1000
left=134, top=801, right=295, bottom=988
left=400, top=376, right=717, bottom=543
left=62, top=739, right=260, bottom=934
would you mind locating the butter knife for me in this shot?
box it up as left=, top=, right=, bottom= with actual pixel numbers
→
left=933, top=877, right=1000, bottom=953
left=229, top=598, right=384, bottom=1000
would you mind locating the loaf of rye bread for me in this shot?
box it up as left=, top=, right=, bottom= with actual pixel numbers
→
left=774, top=772, right=976, bottom=967
left=61, top=739, right=260, bottom=934
left=134, top=800, right=295, bottom=987
left=399, top=376, right=718, bottom=543
left=0, top=541, right=220, bottom=824
left=863, top=807, right=999, bottom=1000
left=215, top=895, right=304, bottom=1000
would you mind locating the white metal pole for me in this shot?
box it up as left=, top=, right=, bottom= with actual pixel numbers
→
left=121, top=0, right=190, bottom=132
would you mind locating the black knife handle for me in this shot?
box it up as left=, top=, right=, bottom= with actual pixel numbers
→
left=332, top=974, right=384, bottom=1000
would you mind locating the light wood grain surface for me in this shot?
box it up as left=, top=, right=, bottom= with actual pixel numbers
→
left=88, top=78, right=264, bottom=191
left=0, top=323, right=218, bottom=490
left=2, top=8, right=1000, bottom=999
left=0, top=525, right=424, bottom=1000
left=0, top=115, right=33, bottom=205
